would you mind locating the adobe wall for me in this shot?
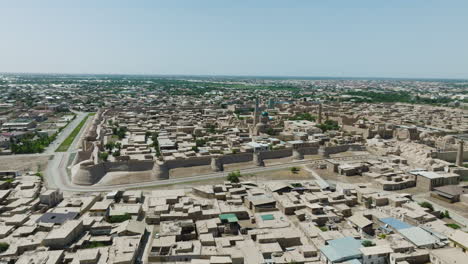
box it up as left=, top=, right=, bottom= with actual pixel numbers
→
left=301, top=147, right=319, bottom=155
left=220, top=153, right=253, bottom=164
left=72, top=159, right=158, bottom=185
left=76, top=147, right=93, bottom=164
left=72, top=144, right=365, bottom=186
left=72, top=162, right=106, bottom=186
left=432, top=151, right=468, bottom=163
left=322, top=144, right=364, bottom=155
left=261, top=148, right=292, bottom=159
left=104, top=160, right=154, bottom=172
left=165, top=156, right=212, bottom=169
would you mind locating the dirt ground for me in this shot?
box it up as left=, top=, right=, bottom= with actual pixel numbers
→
left=223, top=161, right=256, bottom=172
left=136, top=166, right=314, bottom=190
left=96, top=170, right=156, bottom=185
left=0, top=155, right=50, bottom=174
left=170, top=165, right=213, bottom=178
left=242, top=166, right=313, bottom=182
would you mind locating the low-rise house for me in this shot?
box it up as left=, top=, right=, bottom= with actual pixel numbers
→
left=43, top=220, right=84, bottom=249
left=348, top=214, right=374, bottom=236
left=320, top=236, right=363, bottom=264
left=430, top=247, right=467, bottom=264
left=431, top=185, right=468, bottom=203
left=360, top=245, right=393, bottom=264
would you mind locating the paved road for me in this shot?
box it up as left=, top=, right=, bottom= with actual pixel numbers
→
left=44, top=111, right=88, bottom=154
left=44, top=112, right=92, bottom=189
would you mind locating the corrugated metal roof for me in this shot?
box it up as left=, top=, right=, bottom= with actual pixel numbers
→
left=398, top=227, right=439, bottom=247
left=320, top=237, right=362, bottom=262
left=379, top=217, right=413, bottom=230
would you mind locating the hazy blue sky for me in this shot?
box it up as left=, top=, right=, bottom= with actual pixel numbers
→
left=1, top=0, right=467, bottom=78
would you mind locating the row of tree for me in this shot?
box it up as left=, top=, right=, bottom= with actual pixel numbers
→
left=10, top=133, right=56, bottom=154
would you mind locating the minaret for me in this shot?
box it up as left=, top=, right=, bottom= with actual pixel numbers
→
left=318, top=103, right=323, bottom=124
left=251, top=97, right=259, bottom=139
left=456, top=140, right=464, bottom=167
left=254, top=97, right=259, bottom=125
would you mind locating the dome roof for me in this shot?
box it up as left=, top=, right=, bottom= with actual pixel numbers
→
left=261, top=111, right=269, bottom=117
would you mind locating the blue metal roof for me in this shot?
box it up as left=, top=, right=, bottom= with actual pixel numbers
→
left=320, top=237, right=363, bottom=263
left=379, top=217, right=413, bottom=230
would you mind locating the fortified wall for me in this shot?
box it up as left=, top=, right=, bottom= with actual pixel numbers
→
left=71, top=106, right=365, bottom=186
left=71, top=143, right=364, bottom=185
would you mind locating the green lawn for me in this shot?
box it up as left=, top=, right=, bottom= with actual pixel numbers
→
left=446, top=223, right=461, bottom=229
left=56, top=114, right=91, bottom=152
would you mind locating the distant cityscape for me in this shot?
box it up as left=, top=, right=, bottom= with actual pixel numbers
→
left=0, top=73, right=467, bottom=264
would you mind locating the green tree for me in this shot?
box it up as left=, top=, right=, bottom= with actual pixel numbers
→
left=104, top=142, right=115, bottom=152
left=99, top=152, right=109, bottom=162
left=113, top=126, right=127, bottom=139
left=419, top=201, right=434, bottom=211
left=266, top=127, right=275, bottom=135
left=145, top=131, right=152, bottom=142
left=361, top=240, right=374, bottom=247
left=115, top=142, right=122, bottom=150
left=0, top=242, right=9, bottom=253
left=319, top=226, right=328, bottom=232
left=84, top=241, right=107, bottom=249
left=196, top=138, right=207, bottom=147
left=151, top=132, right=159, bottom=148
left=290, top=167, right=300, bottom=174
left=316, top=120, right=340, bottom=132
left=108, top=213, right=131, bottom=223
left=227, top=170, right=241, bottom=183
left=207, top=124, right=216, bottom=133
left=442, top=210, right=451, bottom=219
left=289, top=112, right=316, bottom=122
left=10, top=132, right=56, bottom=154
left=5, top=178, right=14, bottom=184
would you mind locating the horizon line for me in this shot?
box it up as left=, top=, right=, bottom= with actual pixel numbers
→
left=1, top=71, right=468, bottom=82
